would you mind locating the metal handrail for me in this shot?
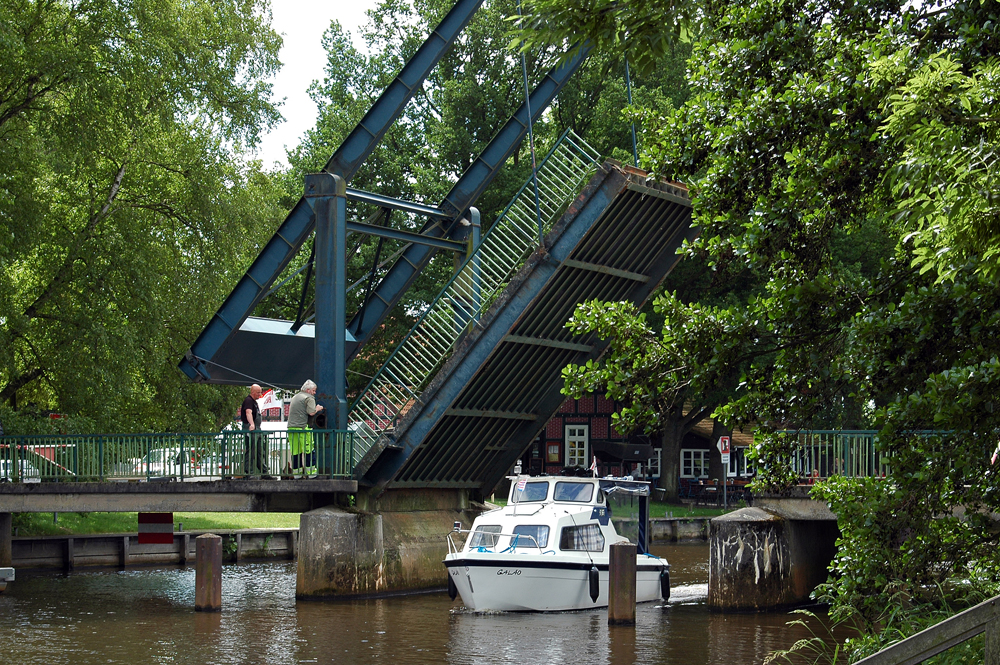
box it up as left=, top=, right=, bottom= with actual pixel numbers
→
left=854, top=595, right=1000, bottom=664
left=349, top=129, right=600, bottom=465
left=780, top=430, right=889, bottom=479
left=447, top=528, right=544, bottom=555
left=0, top=429, right=355, bottom=481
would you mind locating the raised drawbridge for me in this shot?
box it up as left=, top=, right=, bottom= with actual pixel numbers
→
left=179, top=0, right=694, bottom=495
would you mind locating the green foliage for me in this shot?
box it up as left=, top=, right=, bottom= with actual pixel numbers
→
left=0, top=0, right=286, bottom=431
left=512, top=0, right=698, bottom=77
left=764, top=609, right=850, bottom=665
left=882, top=55, right=1000, bottom=283
left=522, top=0, right=1000, bottom=653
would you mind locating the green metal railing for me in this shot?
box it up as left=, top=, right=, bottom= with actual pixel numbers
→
left=0, top=429, right=354, bottom=482
left=349, top=129, right=600, bottom=465
left=783, top=430, right=888, bottom=479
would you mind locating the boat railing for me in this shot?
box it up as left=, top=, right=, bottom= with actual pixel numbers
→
left=447, top=527, right=546, bottom=556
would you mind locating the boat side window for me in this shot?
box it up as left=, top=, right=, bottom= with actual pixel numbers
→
left=469, top=525, right=502, bottom=549
left=512, top=481, right=549, bottom=503
left=559, top=524, right=605, bottom=552
left=511, top=525, right=549, bottom=549
left=553, top=481, right=594, bottom=503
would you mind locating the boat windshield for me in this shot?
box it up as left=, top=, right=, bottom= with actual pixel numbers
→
left=511, top=481, right=549, bottom=503
left=553, top=481, right=594, bottom=503
left=511, top=525, right=549, bottom=549
left=469, top=525, right=502, bottom=549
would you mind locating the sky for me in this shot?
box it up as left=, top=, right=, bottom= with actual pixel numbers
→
left=253, top=1, right=379, bottom=169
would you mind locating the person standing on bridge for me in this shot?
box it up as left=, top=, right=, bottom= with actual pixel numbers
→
left=240, top=384, right=268, bottom=478
left=288, top=380, right=324, bottom=477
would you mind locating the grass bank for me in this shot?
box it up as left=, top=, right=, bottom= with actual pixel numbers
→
left=13, top=511, right=300, bottom=537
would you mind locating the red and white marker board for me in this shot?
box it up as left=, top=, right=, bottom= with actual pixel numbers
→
left=717, top=436, right=731, bottom=464
left=138, top=512, right=174, bottom=544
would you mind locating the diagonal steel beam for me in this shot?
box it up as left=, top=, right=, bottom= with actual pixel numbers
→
left=344, top=46, right=592, bottom=362
left=179, top=0, right=485, bottom=382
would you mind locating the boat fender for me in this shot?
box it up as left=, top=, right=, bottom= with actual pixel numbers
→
left=589, top=566, right=599, bottom=603
left=448, top=573, right=458, bottom=601
left=660, top=569, right=670, bottom=601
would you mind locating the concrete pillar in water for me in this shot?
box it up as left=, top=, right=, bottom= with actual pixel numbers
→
left=296, top=489, right=484, bottom=599
left=708, top=506, right=838, bottom=611
left=0, top=513, right=11, bottom=567
left=195, top=534, right=222, bottom=612
left=608, top=541, right=636, bottom=625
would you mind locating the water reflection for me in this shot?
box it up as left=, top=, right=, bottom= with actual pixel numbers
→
left=0, top=544, right=842, bottom=664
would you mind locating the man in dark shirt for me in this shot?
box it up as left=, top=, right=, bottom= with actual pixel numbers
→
left=240, top=384, right=268, bottom=478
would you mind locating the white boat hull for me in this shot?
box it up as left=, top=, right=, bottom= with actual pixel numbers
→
left=444, top=553, right=667, bottom=612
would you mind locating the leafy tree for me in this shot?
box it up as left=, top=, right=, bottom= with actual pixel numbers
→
left=562, top=295, right=744, bottom=500
left=0, top=0, right=285, bottom=432
left=522, top=0, right=1000, bottom=640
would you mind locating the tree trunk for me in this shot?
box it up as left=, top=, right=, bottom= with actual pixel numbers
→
left=659, top=416, right=686, bottom=503
left=0, top=367, right=44, bottom=406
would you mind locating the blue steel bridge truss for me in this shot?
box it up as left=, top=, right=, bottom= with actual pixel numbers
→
left=177, top=0, right=695, bottom=494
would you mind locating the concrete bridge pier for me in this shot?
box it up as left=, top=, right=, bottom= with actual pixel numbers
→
left=296, top=488, right=484, bottom=599
left=708, top=496, right=839, bottom=611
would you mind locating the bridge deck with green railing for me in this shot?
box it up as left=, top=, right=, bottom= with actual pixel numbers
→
left=0, top=429, right=354, bottom=482
left=0, top=428, right=901, bottom=486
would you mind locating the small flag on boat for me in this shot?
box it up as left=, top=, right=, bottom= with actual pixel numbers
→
left=516, top=479, right=526, bottom=492
left=589, top=455, right=598, bottom=477
left=138, top=512, right=174, bottom=544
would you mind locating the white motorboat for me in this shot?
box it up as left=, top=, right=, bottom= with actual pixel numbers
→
left=444, top=475, right=669, bottom=612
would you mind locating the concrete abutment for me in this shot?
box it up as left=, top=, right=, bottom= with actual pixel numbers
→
left=296, top=489, right=484, bottom=599
left=708, top=505, right=839, bottom=611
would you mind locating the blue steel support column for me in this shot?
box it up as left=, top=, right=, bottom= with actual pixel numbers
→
left=306, top=174, right=349, bottom=447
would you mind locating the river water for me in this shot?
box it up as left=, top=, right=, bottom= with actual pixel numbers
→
left=0, top=543, right=842, bottom=664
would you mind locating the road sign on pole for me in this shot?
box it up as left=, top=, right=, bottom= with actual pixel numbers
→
left=717, top=436, right=731, bottom=509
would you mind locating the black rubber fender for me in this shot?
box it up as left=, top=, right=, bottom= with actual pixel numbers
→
left=589, top=565, right=600, bottom=603
left=448, top=573, right=458, bottom=600
left=660, top=569, right=670, bottom=601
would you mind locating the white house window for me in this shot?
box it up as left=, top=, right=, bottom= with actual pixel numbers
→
left=728, top=447, right=753, bottom=478
left=565, top=425, right=589, bottom=468
left=648, top=448, right=661, bottom=478
left=681, top=449, right=710, bottom=478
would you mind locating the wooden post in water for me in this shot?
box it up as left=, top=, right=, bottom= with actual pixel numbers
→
left=195, top=534, right=222, bottom=612
left=608, top=541, right=636, bottom=625
left=0, top=513, right=12, bottom=567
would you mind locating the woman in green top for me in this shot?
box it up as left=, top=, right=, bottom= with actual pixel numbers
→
left=288, top=380, right=324, bottom=476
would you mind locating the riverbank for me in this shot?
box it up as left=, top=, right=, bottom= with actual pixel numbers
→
left=10, top=515, right=711, bottom=571
left=12, top=511, right=300, bottom=537
left=11, top=528, right=297, bottom=570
